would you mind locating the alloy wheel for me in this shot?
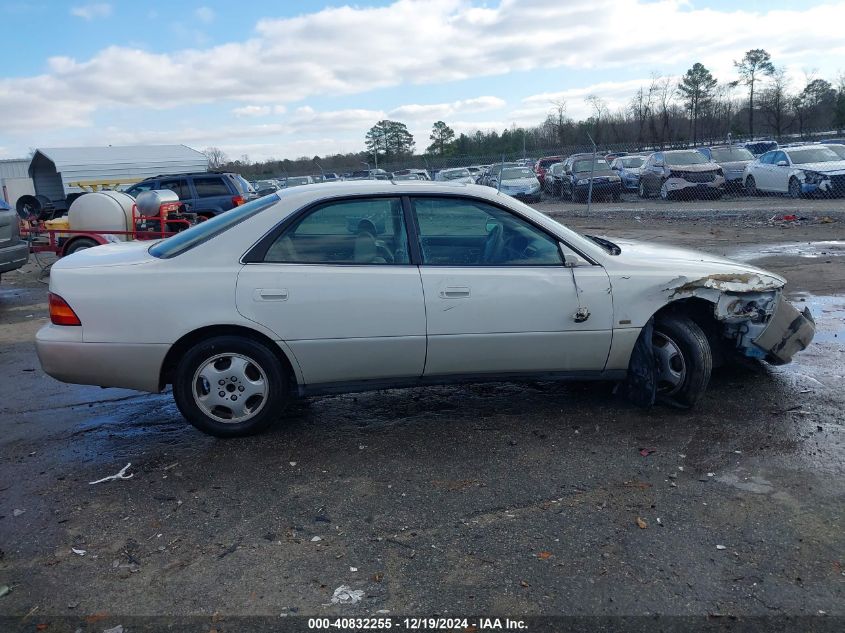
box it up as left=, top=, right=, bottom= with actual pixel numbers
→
left=192, top=353, right=269, bottom=423
left=652, top=331, right=687, bottom=395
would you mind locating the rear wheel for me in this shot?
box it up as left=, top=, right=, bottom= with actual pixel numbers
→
left=65, top=237, right=99, bottom=255
left=653, top=315, right=712, bottom=408
left=173, top=335, right=289, bottom=437
left=659, top=181, right=673, bottom=201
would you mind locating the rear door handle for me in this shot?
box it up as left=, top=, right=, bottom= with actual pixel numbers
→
left=254, top=288, right=288, bottom=301
left=440, top=286, right=470, bottom=298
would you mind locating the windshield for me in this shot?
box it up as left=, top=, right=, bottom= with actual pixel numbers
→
left=572, top=159, right=610, bottom=172
left=709, top=147, right=754, bottom=162
left=665, top=151, right=708, bottom=166
left=441, top=169, right=471, bottom=180
left=501, top=167, right=535, bottom=179
left=787, top=147, right=841, bottom=164
left=825, top=144, right=845, bottom=159
left=620, top=157, right=644, bottom=168
left=149, top=194, right=279, bottom=259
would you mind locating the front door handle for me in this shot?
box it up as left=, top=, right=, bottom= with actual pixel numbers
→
left=254, top=288, right=288, bottom=301
left=440, top=286, right=470, bottom=298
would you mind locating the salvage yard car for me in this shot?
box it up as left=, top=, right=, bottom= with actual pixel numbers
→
left=0, top=197, right=29, bottom=282
left=36, top=181, right=815, bottom=437
left=638, top=150, right=725, bottom=200
left=487, top=166, right=542, bottom=202
left=743, top=145, right=845, bottom=198
left=698, top=146, right=755, bottom=191
left=560, top=154, right=622, bottom=202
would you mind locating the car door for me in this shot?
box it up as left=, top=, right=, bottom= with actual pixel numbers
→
left=410, top=196, right=613, bottom=376
left=640, top=154, right=657, bottom=193
left=753, top=151, right=775, bottom=191
left=236, top=196, right=426, bottom=385
left=769, top=151, right=790, bottom=193
left=192, top=175, right=236, bottom=215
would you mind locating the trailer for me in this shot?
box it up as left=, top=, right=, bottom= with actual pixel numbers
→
left=21, top=190, right=197, bottom=258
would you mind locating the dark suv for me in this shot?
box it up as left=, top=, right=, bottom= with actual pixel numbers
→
left=125, top=172, right=254, bottom=218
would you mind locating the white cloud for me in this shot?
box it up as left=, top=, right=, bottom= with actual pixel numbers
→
left=194, top=6, right=215, bottom=24
left=70, top=3, right=111, bottom=20
left=9, top=0, right=844, bottom=131
left=232, top=105, right=272, bottom=118
left=389, top=96, right=506, bottom=121
left=6, top=0, right=845, bottom=155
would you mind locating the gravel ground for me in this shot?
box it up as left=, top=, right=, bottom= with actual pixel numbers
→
left=0, top=198, right=843, bottom=631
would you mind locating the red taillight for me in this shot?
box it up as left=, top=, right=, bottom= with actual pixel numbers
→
left=232, top=195, right=245, bottom=207
left=49, top=293, right=81, bottom=326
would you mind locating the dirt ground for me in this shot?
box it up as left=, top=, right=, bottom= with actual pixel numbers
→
left=0, top=196, right=843, bottom=631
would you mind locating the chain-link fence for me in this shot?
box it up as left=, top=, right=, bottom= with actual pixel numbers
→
left=245, top=128, right=845, bottom=204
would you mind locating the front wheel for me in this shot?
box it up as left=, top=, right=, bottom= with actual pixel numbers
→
left=173, top=335, right=289, bottom=437
left=638, top=180, right=649, bottom=198
left=652, top=315, right=712, bottom=408
left=788, top=177, right=801, bottom=199
left=745, top=176, right=758, bottom=197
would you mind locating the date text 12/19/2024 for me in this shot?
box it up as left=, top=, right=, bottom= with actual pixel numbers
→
left=308, top=618, right=528, bottom=630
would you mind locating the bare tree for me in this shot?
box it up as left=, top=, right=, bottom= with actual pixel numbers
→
left=759, top=68, right=793, bottom=138
left=202, top=146, right=228, bottom=169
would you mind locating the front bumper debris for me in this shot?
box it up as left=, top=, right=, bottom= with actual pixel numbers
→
left=753, top=296, right=815, bottom=364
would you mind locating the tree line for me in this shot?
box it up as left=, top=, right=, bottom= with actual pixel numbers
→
left=206, top=49, right=845, bottom=178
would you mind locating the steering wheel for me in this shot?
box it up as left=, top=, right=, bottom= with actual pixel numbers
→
left=482, top=223, right=504, bottom=263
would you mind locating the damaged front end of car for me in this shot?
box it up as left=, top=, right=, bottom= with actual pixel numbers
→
left=666, top=273, right=815, bottom=365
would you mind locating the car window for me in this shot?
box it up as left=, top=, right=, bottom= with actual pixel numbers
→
left=193, top=177, right=231, bottom=198
left=264, top=197, right=409, bottom=265
left=771, top=151, right=788, bottom=165
left=787, top=147, right=840, bottom=164
left=411, top=197, right=562, bottom=266
left=758, top=152, right=775, bottom=165
left=126, top=181, right=156, bottom=197
left=158, top=178, right=191, bottom=200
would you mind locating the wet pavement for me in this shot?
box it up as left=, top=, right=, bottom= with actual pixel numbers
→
left=0, top=209, right=843, bottom=627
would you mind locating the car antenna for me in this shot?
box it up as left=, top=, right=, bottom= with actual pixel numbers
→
left=497, top=154, right=504, bottom=193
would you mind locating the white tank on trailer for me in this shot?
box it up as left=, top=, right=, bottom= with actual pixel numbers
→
left=67, top=191, right=136, bottom=241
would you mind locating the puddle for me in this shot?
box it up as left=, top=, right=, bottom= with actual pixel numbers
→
left=789, top=293, right=845, bottom=345
left=728, top=240, right=845, bottom=262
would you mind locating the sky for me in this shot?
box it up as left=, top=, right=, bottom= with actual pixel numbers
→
left=1, top=0, right=844, bottom=162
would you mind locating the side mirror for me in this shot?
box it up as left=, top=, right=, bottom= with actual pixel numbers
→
left=776, top=160, right=788, bottom=167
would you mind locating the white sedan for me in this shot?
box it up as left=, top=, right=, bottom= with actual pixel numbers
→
left=743, top=145, right=845, bottom=197
left=36, top=181, right=815, bottom=437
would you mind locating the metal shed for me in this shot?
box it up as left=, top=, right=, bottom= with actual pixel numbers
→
left=28, top=145, right=209, bottom=209
left=0, top=158, right=35, bottom=209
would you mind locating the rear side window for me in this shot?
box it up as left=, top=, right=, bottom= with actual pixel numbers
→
left=159, top=178, right=191, bottom=200
left=149, top=194, right=280, bottom=259
left=193, top=177, right=231, bottom=197
left=263, top=197, right=409, bottom=265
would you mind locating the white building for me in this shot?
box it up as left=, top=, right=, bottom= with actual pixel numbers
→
left=27, top=144, right=209, bottom=210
